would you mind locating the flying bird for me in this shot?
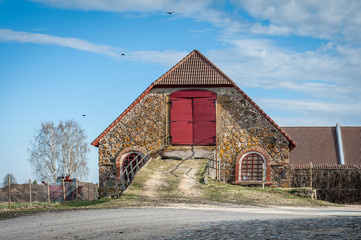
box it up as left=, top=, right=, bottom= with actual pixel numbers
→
left=121, top=53, right=126, bottom=57
left=166, top=11, right=174, bottom=15
left=82, top=115, right=86, bottom=117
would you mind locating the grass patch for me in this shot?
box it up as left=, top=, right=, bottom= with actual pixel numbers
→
left=0, top=158, right=340, bottom=219
left=201, top=178, right=336, bottom=207
left=0, top=201, right=53, bottom=210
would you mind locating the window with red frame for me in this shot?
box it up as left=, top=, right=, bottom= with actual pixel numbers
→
left=241, top=153, right=265, bottom=181
left=123, top=153, right=141, bottom=173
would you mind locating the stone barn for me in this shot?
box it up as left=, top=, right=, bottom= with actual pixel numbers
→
left=92, top=50, right=297, bottom=198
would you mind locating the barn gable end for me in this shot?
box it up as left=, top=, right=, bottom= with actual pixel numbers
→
left=93, top=50, right=297, bottom=197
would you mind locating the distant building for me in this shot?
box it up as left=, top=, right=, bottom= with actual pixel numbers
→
left=283, top=126, right=361, bottom=166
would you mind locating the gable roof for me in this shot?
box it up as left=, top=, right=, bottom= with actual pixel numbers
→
left=283, top=126, right=361, bottom=165
left=153, top=50, right=234, bottom=87
left=282, top=127, right=340, bottom=165
left=91, top=50, right=297, bottom=149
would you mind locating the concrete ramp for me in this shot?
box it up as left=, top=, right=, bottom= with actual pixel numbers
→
left=160, top=146, right=216, bottom=160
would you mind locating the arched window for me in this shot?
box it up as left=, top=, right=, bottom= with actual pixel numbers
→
left=121, top=152, right=146, bottom=182
left=122, top=152, right=144, bottom=173
left=240, top=153, right=265, bottom=181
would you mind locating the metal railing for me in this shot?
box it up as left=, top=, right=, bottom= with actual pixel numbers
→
left=116, top=134, right=169, bottom=196
left=206, top=152, right=220, bottom=181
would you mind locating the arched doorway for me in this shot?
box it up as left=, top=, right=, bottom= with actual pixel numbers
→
left=121, top=151, right=145, bottom=182
left=170, top=89, right=216, bottom=145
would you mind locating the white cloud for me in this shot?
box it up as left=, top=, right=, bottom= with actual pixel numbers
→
left=30, top=0, right=361, bottom=44
left=256, top=98, right=361, bottom=126
left=31, top=0, right=168, bottom=11
left=0, top=28, right=120, bottom=57
left=30, top=0, right=242, bottom=35
left=231, top=0, right=361, bottom=42
left=0, top=28, right=189, bottom=67
left=208, top=39, right=361, bottom=100
left=30, top=0, right=211, bottom=14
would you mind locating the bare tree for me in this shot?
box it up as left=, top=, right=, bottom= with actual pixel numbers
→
left=28, top=120, right=89, bottom=183
left=58, top=120, right=89, bottom=179
left=28, top=121, right=59, bottom=182
left=2, top=173, right=17, bottom=187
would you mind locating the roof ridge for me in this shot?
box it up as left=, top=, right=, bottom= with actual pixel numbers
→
left=152, top=50, right=201, bottom=85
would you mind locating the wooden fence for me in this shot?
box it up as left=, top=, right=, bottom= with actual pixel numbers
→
left=0, top=179, right=99, bottom=210
left=289, top=164, right=361, bottom=203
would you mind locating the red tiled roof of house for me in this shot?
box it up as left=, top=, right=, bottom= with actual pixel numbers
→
left=282, top=127, right=339, bottom=165
left=91, top=50, right=297, bottom=149
left=284, top=126, right=361, bottom=166
left=341, top=126, right=361, bottom=165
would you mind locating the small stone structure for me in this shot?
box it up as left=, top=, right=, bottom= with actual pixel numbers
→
left=92, top=50, right=296, bottom=198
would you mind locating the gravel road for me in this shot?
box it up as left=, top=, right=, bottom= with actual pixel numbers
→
left=1, top=204, right=360, bottom=239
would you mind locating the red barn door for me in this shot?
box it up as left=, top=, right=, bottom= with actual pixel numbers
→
left=193, top=97, right=216, bottom=145
left=170, top=90, right=216, bottom=146
left=170, top=98, right=193, bottom=145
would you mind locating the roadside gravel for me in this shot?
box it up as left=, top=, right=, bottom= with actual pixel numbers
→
left=1, top=205, right=360, bottom=239
left=153, top=216, right=361, bottom=239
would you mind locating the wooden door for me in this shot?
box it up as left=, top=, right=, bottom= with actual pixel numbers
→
left=193, top=97, right=216, bottom=145
left=170, top=97, right=193, bottom=145
left=170, top=89, right=216, bottom=146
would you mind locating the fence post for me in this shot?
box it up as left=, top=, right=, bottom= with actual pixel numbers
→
left=262, top=162, right=266, bottom=189
left=116, top=179, right=119, bottom=198
left=136, top=157, right=139, bottom=171
left=121, top=173, right=125, bottom=193
left=62, top=179, right=66, bottom=202
left=8, top=175, right=11, bottom=210
left=47, top=180, right=50, bottom=204
left=218, top=156, right=221, bottom=182
left=29, top=179, right=32, bottom=207
left=310, top=162, right=313, bottom=188
left=76, top=179, right=78, bottom=201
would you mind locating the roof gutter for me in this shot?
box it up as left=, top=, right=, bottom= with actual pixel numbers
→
left=336, top=123, right=345, bottom=165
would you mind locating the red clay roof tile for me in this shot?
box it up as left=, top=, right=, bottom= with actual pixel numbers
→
left=154, top=50, right=233, bottom=86
left=282, top=127, right=339, bottom=165
left=341, top=127, right=361, bottom=165
left=284, top=126, right=361, bottom=166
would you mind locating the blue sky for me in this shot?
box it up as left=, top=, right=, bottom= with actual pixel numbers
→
left=1, top=0, right=361, bottom=184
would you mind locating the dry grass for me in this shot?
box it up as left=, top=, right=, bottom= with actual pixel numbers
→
left=120, top=157, right=337, bottom=207
left=0, top=157, right=339, bottom=218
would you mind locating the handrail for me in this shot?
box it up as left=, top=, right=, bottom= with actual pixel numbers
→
left=117, top=134, right=170, bottom=195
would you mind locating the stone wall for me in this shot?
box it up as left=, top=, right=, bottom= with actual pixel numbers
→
left=217, top=87, right=290, bottom=187
left=96, top=86, right=291, bottom=197
left=97, top=89, right=167, bottom=197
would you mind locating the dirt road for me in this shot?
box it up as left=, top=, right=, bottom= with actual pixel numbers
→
left=1, top=205, right=360, bottom=239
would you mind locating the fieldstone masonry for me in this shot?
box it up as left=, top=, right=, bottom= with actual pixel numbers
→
left=97, top=87, right=291, bottom=197
left=217, top=87, right=290, bottom=186
left=98, top=90, right=167, bottom=197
